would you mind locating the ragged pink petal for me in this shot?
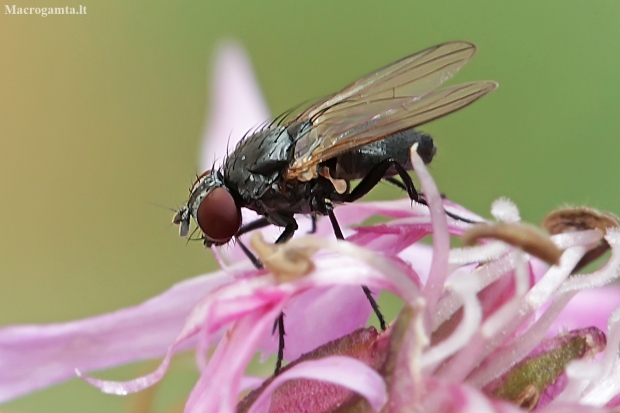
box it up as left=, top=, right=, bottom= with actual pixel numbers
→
left=262, top=285, right=371, bottom=361
left=253, top=245, right=418, bottom=360
left=398, top=243, right=433, bottom=285
left=0, top=272, right=231, bottom=403
left=77, top=274, right=288, bottom=396
left=200, top=41, right=270, bottom=171
left=77, top=243, right=413, bottom=403
left=187, top=306, right=284, bottom=413
left=198, top=41, right=272, bottom=265
left=350, top=223, right=431, bottom=256
left=548, top=286, right=620, bottom=335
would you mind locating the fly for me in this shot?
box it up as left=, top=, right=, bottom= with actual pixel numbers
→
left=173, top=41, right=497, bottom=374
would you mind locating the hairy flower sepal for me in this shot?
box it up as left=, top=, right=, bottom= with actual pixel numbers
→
left=483, top=327, right=606, bottom=410
left=238, top=328, right=389, bottom=413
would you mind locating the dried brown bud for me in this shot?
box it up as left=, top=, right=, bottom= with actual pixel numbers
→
left=463, top=223, right=562, bottom=265
left=542, top=207, right=620, bottom=272
left=541, top=207, right=620, bottom=235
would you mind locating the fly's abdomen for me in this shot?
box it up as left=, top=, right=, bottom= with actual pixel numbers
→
left=328, top=128, right=436, bottom=180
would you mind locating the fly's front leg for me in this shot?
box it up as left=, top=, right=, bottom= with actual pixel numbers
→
left=233, top=216, right=302, bottom=267
left=269, top=214, right=299, bottom=375
left=274, top=220, right=298, bottom=244
left=237, top=217, right=271, bottom=237
left=228, top=218, right=293, bottom=372
left=234, top=214, right=298, bottom=375
left=273, top=312, right=286, bottom=375
left=234, top=217, right=271, bottom=269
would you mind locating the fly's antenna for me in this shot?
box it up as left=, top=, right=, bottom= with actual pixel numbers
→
left=145, top=200, right=188, bottom=236
left=146, top=200, right=179, bottom=213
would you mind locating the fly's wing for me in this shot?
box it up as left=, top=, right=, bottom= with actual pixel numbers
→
left=287, top=42, right=497, bottom=180
left=295, top=41, right=477, bottom=124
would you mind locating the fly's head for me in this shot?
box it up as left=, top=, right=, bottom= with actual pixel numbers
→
left=173, top=170, right=241, bottom=247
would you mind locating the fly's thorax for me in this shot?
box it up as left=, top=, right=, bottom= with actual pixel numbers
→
left=287, top=120, right=318, bottom=181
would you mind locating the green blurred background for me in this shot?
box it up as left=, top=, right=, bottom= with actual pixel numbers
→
left=1, top=0, right=620, bottom=411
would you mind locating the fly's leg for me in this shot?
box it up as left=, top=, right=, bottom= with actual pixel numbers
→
left=275, top=220, right=298, bottom=244
left=385, top=176, right=407, bottom=191
left=235, top=218, right=271, bottom=269
left=362, top=286, right=387, bottom=331
left=335, top=159, right=419, bottom=203
left=273, top=313, right=286, bottom=375
left=237, top=217, right=271, bottom=237
left=234, top=217, right=299, bottom=266
left=308, top=214, right=318, bottom=234
left=272, top=218, right=298, bottom=375
left=415, top=198, right=479, bottom=224
left=237, top=240, right=263, bottom=269
left=384, top=178, right=480, bottom=224
left=327, top=207, right=387, bottom=331
left=327, top=208, right=344, bottom=239
left=232, top=216, right=296, bottom=375
left=330, top=159, right=419, bottom=330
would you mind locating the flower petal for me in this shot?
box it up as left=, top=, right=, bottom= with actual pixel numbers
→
left=0, top=272, right=232, bottom=403
left=269, top=285, right=372, bottom=361
left=549, top=286, right=620, bottom=335
left=187, top=307, right=283, bottom=413
left=200, top=41, right=270, bottom=170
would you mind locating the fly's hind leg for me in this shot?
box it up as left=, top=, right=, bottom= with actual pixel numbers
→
left=385, top=176, right=480, bottom=224
left=337, top=159, right=419, bottom=203
left=329, top=159, right=420, bottom=331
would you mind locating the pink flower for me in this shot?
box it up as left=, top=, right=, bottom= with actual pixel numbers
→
left=2, top=41, right=620, bottom=413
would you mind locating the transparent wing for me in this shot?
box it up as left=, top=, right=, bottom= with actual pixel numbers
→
left=288, top=81, right=497, bottom=177
left=295, top=41, right=477, bottom=123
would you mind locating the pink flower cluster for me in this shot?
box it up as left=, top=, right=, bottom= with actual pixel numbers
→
left=1, top=42, right=620, bottom=413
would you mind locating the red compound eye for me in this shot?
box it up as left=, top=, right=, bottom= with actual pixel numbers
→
left=196, top=187, right=241, bottom=242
